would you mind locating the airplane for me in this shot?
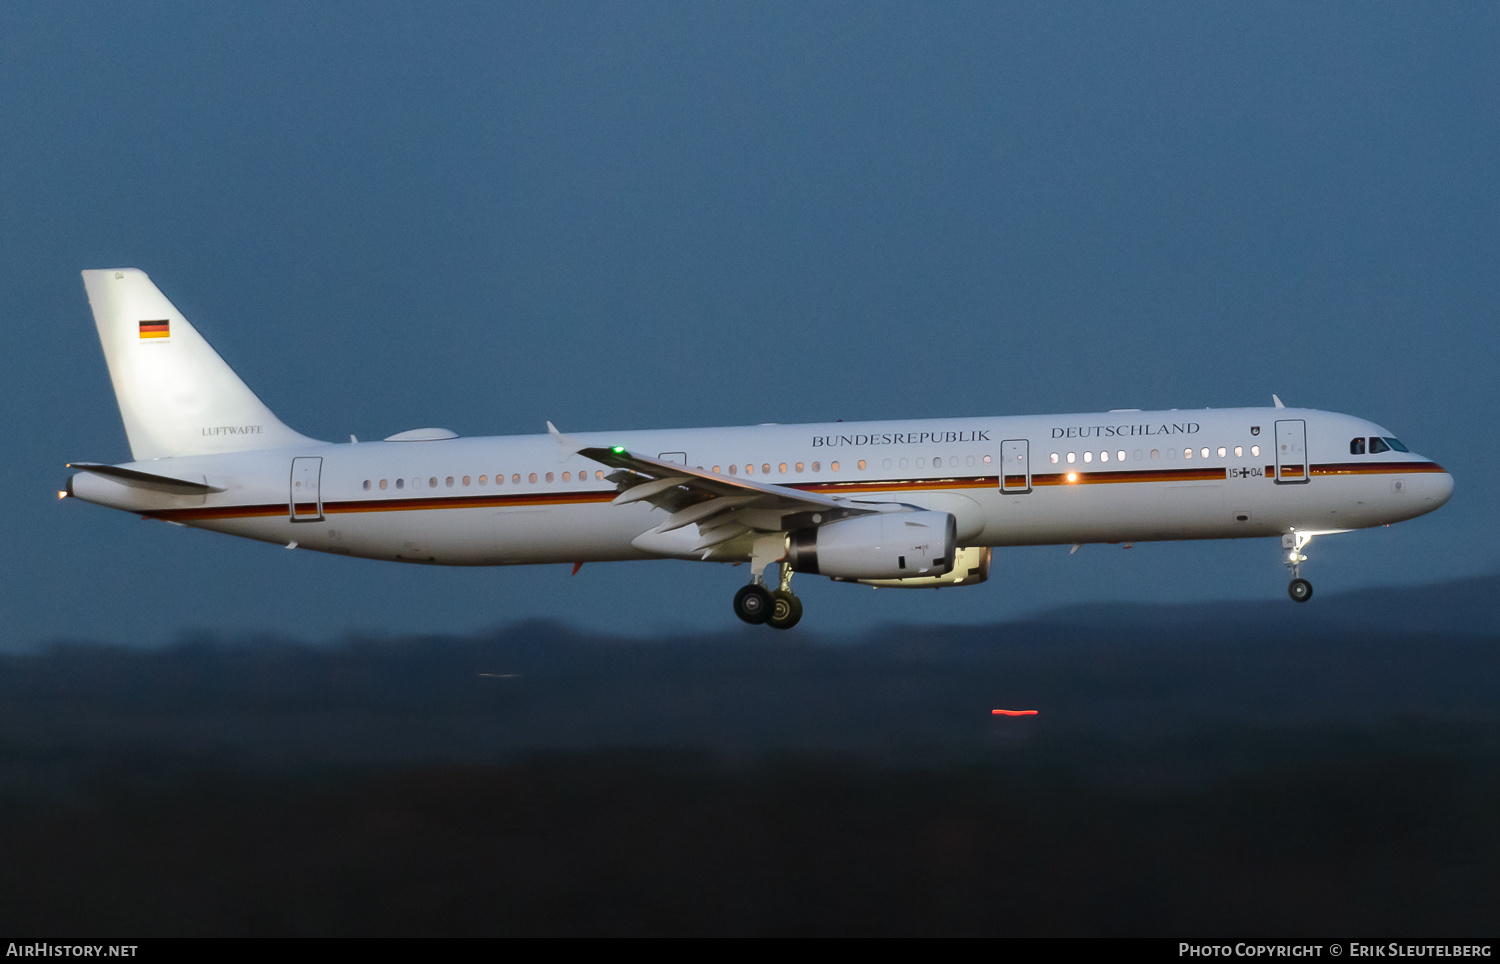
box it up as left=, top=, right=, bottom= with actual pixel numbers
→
left=63, top=269, right=1455, bottom=630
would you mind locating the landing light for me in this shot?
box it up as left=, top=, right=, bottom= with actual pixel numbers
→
left=57, top=490, right=67, bottom=500
left=1067, top=472, right=1077, bottom=483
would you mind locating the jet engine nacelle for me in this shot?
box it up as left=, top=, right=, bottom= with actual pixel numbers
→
left=837, top=545, right=991, bottom=588
left=787, top=511, right=957, bottom=580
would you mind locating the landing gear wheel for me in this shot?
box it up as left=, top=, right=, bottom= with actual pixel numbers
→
left=767, top=590, right=803, bottom=630
left=733, top=584, right=772, bottom=624
left=1288, top=578, right=1313, bottom=603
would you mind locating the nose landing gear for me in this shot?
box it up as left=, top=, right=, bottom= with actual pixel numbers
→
left=1283, top=530, right=1316, bottom=603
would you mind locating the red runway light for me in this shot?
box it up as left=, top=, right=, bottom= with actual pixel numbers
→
left=991, top=709, right=1038, bottom=716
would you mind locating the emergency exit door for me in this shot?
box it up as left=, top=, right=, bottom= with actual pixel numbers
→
left=1001, top=439, right=1031, bottom=493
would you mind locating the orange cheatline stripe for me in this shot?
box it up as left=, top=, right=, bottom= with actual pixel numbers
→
left=145, top=489, right=620, bottom=521
left=1311, top=461, right=1447, bottom=476
left=326, top=491, right=619, bottom=514
left=796, top=476, right=995, bottom=495
left=1034, top=467, right=1226, bottom=485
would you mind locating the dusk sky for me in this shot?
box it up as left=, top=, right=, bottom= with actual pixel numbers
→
left=3, top=3, right=1496, bottom=647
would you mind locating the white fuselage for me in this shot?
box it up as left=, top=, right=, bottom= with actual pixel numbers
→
left=69, top=406, right=1453, bottom=568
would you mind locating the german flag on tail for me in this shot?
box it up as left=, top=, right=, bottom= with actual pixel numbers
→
left=138, top=319, right=170, bottom=339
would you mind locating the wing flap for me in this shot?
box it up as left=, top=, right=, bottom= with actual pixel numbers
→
left=657, top=495, right=755, bottom=533
left=611, top=475, right=693, bottom=506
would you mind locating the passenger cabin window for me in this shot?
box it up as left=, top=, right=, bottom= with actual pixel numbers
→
left=1368, top=437, right=1390, bottom=454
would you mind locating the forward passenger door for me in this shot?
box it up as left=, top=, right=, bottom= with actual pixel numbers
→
left=1274, top=420, right=1308, bottom=484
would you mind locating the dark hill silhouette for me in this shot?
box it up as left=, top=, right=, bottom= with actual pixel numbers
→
left=1, top=574, right=1496, bottom=934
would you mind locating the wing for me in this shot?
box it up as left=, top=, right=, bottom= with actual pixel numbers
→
left=577, top=444, right=884, bottom=555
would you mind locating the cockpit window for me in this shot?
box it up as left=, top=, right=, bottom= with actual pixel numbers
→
left=1368, top=437, right=1390, bottom=454
left=1350, top=437, right=1365, bottom=455
left=1386, top=437, right=1409, bottom=453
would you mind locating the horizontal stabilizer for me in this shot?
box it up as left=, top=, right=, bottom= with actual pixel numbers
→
left=67, top=462, right=225, bottom=495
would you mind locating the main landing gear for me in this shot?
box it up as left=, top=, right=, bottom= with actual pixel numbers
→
left=733, top=561, right=803, bottom=630
left=1283, top=531, right=1315, bottom=603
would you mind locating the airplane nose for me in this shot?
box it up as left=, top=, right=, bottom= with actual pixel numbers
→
left=1435, top=470, right=1455, bottom=507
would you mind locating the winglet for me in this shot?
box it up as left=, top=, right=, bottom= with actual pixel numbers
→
left=546, top=420, right=582, bottom=459
left=1272, top=394, right=1285, bottom=409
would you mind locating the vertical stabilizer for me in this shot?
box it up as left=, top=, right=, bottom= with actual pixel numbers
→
left=81, top=269, right=317, bottom=461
